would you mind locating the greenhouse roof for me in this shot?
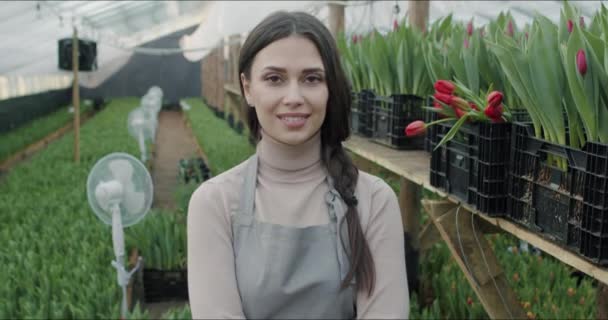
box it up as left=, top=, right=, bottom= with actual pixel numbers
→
left=1, top=0, right=606, bottom=77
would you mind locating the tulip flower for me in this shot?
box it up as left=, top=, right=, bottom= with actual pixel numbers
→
left=434, top=92, right=453, bottom=106
left=484, top=103, right=504, bottom=122
left=567, top=19, right=573, bottom=33
left=577, top=49, right=587, bottom=76
left=580, top=16, right=585, bottom=28
left=467, top=21, right=473, bottom=36
left=454, top=107, right=467, bottom=119
left=434, top=80, right=455, bottom=95
left=507, top=20, right=514, bottom=37
left=487, top=91, right=504, bottom=108
left=464, top=38, right=470, bottom=49
left=468, top=102, right=479, bottom=111
left=450, top=96, right=470, bottom=111
left=352, top=34, right=358, bottom=44
left=405, top=120, right=426, bottom=137
left=393, top=19, right=399, bottom=31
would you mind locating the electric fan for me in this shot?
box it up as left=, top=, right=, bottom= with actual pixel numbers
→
left=127, top=108, right=154, bottom=162
left=86, top=152, right=153, bottom=319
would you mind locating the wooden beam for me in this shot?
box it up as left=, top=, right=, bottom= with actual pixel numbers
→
left=422, top=199, right=526, bottom=319
left=72, top=27, right=80, bottom=164
left=328, top=3, right=345, bottom=40
left=407, top=0, right=430, bottom=32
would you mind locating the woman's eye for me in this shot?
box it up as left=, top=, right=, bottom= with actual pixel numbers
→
left=305, top=75, right=323, bottom=83
left=265, top=75, right=282, bottom=84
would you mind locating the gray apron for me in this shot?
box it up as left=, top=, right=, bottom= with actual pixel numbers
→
left=231, top=154, right=356, bottom=319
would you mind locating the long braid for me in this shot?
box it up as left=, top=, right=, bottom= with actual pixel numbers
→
left=323, top=144, right=376, bottom=297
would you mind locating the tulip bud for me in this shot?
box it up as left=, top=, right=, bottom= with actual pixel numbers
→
left=467, top=21, right=473, bottom=36
left=454, top=107, right=466, bottom=119
left=393, top=19, right=399, bottom=31
left=487, top=91, right=504, bottom=108
left=567, top=19, right=574, bottom=33
left=577, top=49, right=587, bottom=76
left=580, top=16, right=585, bottom=28
left=450, top=96, right=470, bottom=111
left=484, top=103, right=504, bottom=122
left=434, top=80, right=455, bottom=95
left=405, top=120, right=426, bottom=137
left=352, top=34, right=358, bottom=44
left=507, top=20, right=514, bottom=37
left=434, top=92, right=453, bottom=106
left=469, top=102, right=480, bottom=111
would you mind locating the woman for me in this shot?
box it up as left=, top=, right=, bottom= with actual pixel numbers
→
left=187, top=10, right=409, bottom=319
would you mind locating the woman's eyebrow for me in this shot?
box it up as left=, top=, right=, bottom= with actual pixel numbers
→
left=261, top=66, right=325, bottom=73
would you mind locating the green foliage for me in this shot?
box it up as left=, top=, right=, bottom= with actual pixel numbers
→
left=0, top=100, right=93, bottom=162
left=182, top=98, right=255, bottom=175
left=0, top=97, right=144, bottom=318
left=125, top=209, right=187, bottom=270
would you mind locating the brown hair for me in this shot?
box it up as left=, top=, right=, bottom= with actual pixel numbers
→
left=237, top=11, right=375, bottom=296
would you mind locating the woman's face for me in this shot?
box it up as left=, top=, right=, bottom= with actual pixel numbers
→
left=241, top=35, right=328, bottom=146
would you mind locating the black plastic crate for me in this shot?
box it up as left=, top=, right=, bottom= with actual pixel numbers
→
left=351, top=90, right=374, bottom=137
left=370, top=94, right=425, bottom=150
left=507, top=122, right=586, bottom=253
left=143, top=268, right=189, bottom=303
left=430, top=119, right=511, bottom=216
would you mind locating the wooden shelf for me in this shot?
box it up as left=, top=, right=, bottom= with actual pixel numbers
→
left=343, top=134, right=608, bottom=286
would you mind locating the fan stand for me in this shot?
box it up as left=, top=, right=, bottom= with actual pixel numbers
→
left=110, top=203, right=143, bottom=319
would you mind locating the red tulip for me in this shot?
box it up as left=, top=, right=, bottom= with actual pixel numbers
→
left=434, top=80, right=455, bottom=95
left=484, top=103, right=503, bottom=122
left=467, top=21, right=473, bottom=36
left=469, top=102, right=479, bottom=111
left=434, top=92, right=453, bottom=106
left=507, top=20, right=514, bottom=37
left=450, top=96, right=470, bottom=111
left=464, top=38, right=470, bottom=49
left=567, top=19, right=574, bottom=33
left=454, top=107, right=466, bottom=119
left=487, top=91, right=504, bottom=108
left=580, top=16, right=585, bottom=28
left=352, top=34, right=358, bottom=44
left=393, top=19, right=399, bottom=31
left=577, top=49, right=587, bottom=76
left=405, top=121, right=426, bottom=137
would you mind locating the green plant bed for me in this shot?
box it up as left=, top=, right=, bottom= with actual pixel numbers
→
left=0, top=97, right=148, bottom=319
left=0, top=100, right=94, bottom=163
left=182, top=98, right=255, bottom=176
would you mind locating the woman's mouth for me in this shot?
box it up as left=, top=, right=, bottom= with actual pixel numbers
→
left=277, top=114, right=310, bottom=129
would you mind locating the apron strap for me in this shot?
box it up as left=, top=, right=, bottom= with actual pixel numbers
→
left=234, top=154, right=258, bottom=226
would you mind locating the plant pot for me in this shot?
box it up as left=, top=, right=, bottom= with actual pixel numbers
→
left=143, top=268, right=188, bottom=303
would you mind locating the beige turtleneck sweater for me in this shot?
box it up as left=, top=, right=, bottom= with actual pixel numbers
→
left=187, top=131, right=409, bottom=319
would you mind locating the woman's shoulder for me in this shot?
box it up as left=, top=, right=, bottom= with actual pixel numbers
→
left=356, top=169, right=395, bottom=197
left=189, top=158, right=250, bottom=213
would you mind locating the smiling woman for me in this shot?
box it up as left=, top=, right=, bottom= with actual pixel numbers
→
left=187, top=10, right=409, bottom=319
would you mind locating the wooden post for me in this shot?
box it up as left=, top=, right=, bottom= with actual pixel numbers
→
left=408, top=0, right=430, bottom=32
left=72, top=27, right=80, bottom=164
left=328, top=2, right=345, bottom=39
left=422, top=200, right=526, bottom=319
left=399, top=178, right=421, bottom=292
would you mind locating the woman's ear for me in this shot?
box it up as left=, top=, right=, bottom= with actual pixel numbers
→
left=240, top=73, right=253, bottom=107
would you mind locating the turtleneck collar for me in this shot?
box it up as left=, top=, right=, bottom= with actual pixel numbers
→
left=257, top=129, right=322, bottom=172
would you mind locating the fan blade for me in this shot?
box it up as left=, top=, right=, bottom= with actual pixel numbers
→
left=108, top=159, right=134, bottom=188
left=123, top=191, right=145, bottom=214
